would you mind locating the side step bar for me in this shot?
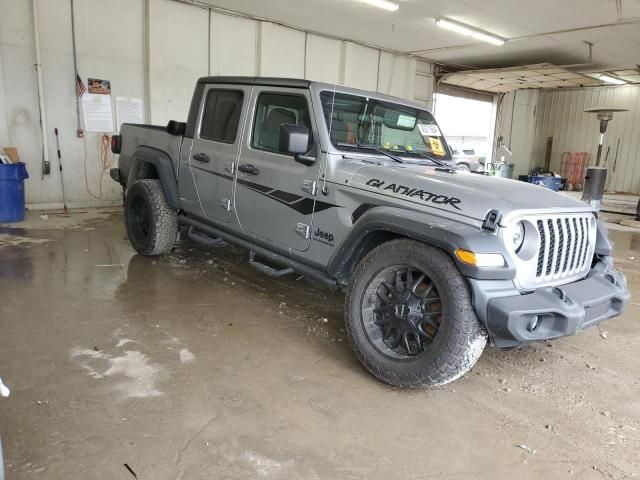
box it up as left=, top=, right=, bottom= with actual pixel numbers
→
left=188, top=225, right=224, bottom=246
left=249, top=251, right=294, bottom=278
left=179, top=215, right=339, bottom=289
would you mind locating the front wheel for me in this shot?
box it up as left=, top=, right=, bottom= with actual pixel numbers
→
left=345, top=239, right=486, bottom=388
left=125, top=179, right=178, bottom=256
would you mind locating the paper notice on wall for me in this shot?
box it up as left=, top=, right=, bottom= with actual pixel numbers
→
left=82, top=93, right=114, bottom=132
left=116, top=97, right=144, bottom=131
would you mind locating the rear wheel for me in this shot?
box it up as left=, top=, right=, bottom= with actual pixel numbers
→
left=125, top=179, right=178, bottom=256
left=345, top=239, right=486, bottom=388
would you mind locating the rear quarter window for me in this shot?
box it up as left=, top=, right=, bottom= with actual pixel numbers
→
left=200, top=90, right=244, bottom=143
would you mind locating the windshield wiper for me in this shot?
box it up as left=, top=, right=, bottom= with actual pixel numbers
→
left=392, top=148, right=450, bottom=168
left=336, top=142, right=404, bottom=164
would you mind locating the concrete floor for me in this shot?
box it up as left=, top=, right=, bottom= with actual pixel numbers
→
left=0, top=209, right=639, bottom=480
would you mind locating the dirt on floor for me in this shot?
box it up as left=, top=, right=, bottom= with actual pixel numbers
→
left=0, top=209, right=638, bottom=480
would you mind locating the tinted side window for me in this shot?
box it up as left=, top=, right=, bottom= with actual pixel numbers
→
left=200, top=90, right=244, bottom=143
left=251, top=93, right=312, bottom=154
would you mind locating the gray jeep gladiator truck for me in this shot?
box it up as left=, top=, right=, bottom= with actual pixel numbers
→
left=110, top=76, right=630, bottom=388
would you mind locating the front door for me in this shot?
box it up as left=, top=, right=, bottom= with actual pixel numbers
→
left=234, top=87, right=323, bottom=252
left=189, top=85, right=250, bottom=222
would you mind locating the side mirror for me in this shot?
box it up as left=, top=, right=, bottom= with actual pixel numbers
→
left=166, top=120, right=186, bottom=136
left=279, top=124, right=316, bottom=166
left=279, top=124, right=309, bottom=154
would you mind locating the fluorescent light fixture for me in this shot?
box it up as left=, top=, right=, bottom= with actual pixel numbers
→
left=436, top=18, right=505, bottom=46
left=436, top=18, right=473, bottom=36
left=358, top=0, right=399, bottom=11
left=599, top=74, right=626, bottom=85
left=470, top=31, right=505, bottom=46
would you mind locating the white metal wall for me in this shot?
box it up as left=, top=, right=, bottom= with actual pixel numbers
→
left=500, top=89, right=540, bottom=179
left=148, top=0, right=209, bottom=125
left=0, top=0, right=434, bottom=207
left=504, top=85, right=640, bottom=193
left=415, top=61, right=434, bottom=109
left=0, top=0, right=143, bottom=208
left=533, top=86, right=640, bottom=193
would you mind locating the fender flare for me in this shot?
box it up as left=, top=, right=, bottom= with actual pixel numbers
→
left=128, top=146, right=181, bottom=209
left=595, top=220, right=613, bottom=256
left=327, top=206, right=516, bottom=281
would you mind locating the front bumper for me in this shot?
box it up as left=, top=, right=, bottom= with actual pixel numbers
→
left=472, top=265, right=630, bottom=349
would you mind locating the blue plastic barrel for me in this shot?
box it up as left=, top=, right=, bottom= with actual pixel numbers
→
left=527, top=175, right=562, bottom=192
left=0, top=162, right=29, bottom=222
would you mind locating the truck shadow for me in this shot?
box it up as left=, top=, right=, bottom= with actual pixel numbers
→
left=115, top=231, right=357, bottom=357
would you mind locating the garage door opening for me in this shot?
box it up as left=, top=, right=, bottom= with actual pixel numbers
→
left=433, top=93, right=495, bottom=166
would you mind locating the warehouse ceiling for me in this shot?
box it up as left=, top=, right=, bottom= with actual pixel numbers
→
left=440, top=64, right=603, bottom=93
left=198, top=0, right=640, bottom=71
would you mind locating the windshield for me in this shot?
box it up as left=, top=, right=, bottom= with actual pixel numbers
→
left=320, top=91, right=452, bottom=161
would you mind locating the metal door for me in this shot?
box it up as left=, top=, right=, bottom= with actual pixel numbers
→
left=189, top=85, right=251, bottom=222
left=234, top=87, right=323, bottom=251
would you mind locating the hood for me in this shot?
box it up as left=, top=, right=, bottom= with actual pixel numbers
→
left=350, top=162, right=593, bottom=223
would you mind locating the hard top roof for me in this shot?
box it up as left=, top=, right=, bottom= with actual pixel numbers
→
left=196, top=76, right=430, bottom=111
left=197, top=76, right=311, bottom=88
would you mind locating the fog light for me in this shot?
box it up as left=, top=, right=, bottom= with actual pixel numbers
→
left=528, top=315, right=541, bottom=332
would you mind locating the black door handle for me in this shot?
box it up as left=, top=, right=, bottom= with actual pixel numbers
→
left=238, top=164, right=260, bottom=175
left=193, top=153, right=210, bottom=163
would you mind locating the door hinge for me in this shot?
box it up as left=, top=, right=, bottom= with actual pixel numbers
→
left=224, top=162, right=236, bottom=174
left=301, top=180, right=318, bottom=196
left=296, top=223, right=311, bottom=239
left=220, top=198, right=232, bottom=212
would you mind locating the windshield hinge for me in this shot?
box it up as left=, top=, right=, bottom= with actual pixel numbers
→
left=482, top=209, right=502, bottom=232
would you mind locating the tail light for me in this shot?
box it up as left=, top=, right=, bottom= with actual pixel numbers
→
left=111, top=134, right=122, bottom=154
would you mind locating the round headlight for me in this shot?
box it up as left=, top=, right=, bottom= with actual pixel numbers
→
left=512, top=221, right=525, bottom=252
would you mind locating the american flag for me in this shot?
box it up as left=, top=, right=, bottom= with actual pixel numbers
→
left=76, top=74, right=86, bottom=97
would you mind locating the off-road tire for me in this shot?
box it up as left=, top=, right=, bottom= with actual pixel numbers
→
left=345, top=239, right=487, bottom=388
left=125, top=179, right=178, bottom=256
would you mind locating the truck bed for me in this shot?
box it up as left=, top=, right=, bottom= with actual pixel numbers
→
left=117, top=123, right=184, bottom=184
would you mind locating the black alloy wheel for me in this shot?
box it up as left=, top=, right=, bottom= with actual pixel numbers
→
left=127, top=194, right=151, bottom=246
left=362, top=266, right=442, bottom=360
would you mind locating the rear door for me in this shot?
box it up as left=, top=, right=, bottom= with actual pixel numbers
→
left=189, top=85, right=250, bottom=222
left=234, top=87, right=324, bottom=252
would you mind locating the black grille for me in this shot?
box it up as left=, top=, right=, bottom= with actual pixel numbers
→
left=531, top=214, right=593, bottom=285
left=536, top=220, right=545, bottom=277
left=555, top=219, right=564, bottom=273
left=546, top=219, right=555, bottom=275
left=562, top=219, right=571, bottom=271
left=577, top=218, right=585, bottom=268
left=569, top=218, right=578, bottom=271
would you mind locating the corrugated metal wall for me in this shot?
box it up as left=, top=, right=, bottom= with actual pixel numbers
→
left=499, top=89, right=539, bottom=179
left=533, top=85, right=640, bottom=193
